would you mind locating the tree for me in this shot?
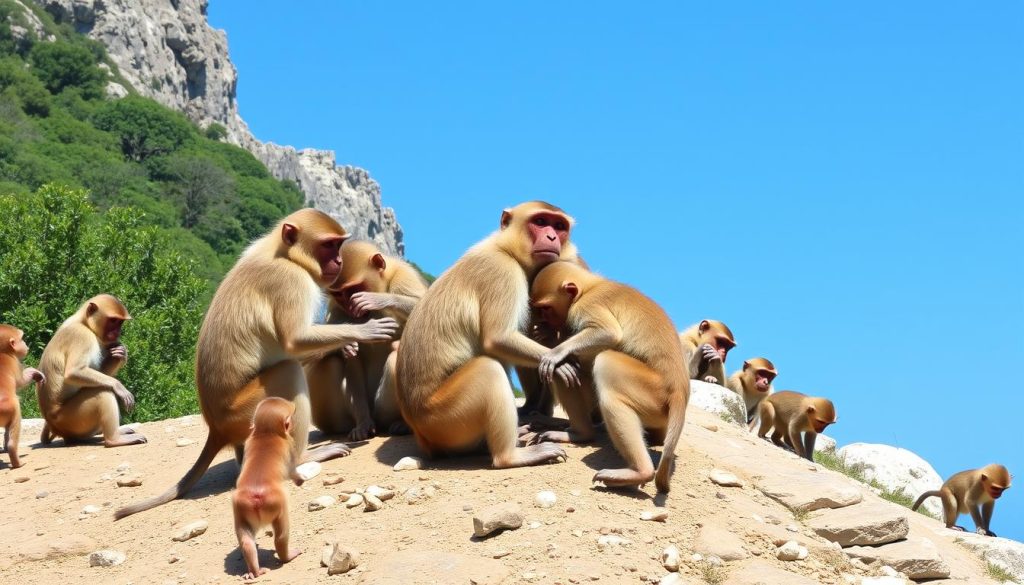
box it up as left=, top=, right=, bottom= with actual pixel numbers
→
left=93, top=96, right=194, bottom=162
left=28, top=41, right=105, bottom=98
left=165, top=155, right=235, bottom=228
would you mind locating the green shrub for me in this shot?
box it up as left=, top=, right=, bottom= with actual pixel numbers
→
left=28, top=41, right=105, bottom=98
left=93, top=96, right=194, bottom=162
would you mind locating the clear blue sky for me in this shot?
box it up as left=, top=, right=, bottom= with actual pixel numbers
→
left=209, top=2, right=1024, bottom=539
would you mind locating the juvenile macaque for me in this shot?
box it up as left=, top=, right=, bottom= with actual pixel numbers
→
left=530, top=261, right=689, bottom=492
left=756, top=391, right=836, bottom=460
left=232, top=397, right=304, bottom=580
left=0, top=324, right=44, bottom=468
left=116, top=209, right=397, bottom=519
left=308, top=240, right=428, bottom=438
left=679, top=320, right=735, bottom=385
left=37, top=295, right=145, bottom=448
left=726, top=357, right=777, bottom=424
left=912, top=464, right=1012, bottom=537
left=396, top=201, right=580, bottom=469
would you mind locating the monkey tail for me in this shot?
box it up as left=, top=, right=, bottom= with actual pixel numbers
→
left=114, top=432, right=226, bottom=520
left=655, top=386, right=688, bottom=493
left=911, top=490, right=940, bottom=512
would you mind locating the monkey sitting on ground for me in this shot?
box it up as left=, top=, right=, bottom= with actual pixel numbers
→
left=36, top=295, right=146, bottom=448
left=396, top=201, right=581, bottom=469
left=678, top=320, right=735, bottom=385
left=529, top=261, right=689, bottom=492
left=755, top=390, right=836, bottom=461
left=726, top=357, right=777, bottom=424
left=232, top=397, right=304, bottom=580
left=912, top=464, right=1012, bottom=537
left=307, top=240, right=429, bottom=439
left=0, top=324, right=45, bottom=468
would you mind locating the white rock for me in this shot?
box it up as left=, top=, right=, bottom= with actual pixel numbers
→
left=89, top=549, right=126, bottom=567
left=815, top=433, right=837, bottom=454
left=309, top=495, right=336, bottom=512
left=366, top=485, right=396, bottom=501
left=777, top=541, right=808, bottom=561
left=175, top=438, right=194, bottom=447
left=597, top=535, right=631, bottom=549
left=641, top=509, right=669, bottom=522
left=344, top=494, right=363, bottom=508
left=321, top=541, right=360, bottom=575
left=534, top=490, right=557, bottom=508
left=708, top=469, right=743, bottom=488
left=81, top=505, right=101, bottom=515
left=172, top=520, right=208, bottom=542
left=116, top=476, right=143, bottom=487
left=363, top=493, right=383, bottom=512
left=659, top=574, right=686, bottom=585
left=835, top=443, right=943, bottom=517
left=295, top=461, right=322, bottom=482
left=955, top=532, right=1024, bottom=582
left=688, top=380, right=747, bottom=425
left=661, top=545, right=680, bottom=571
left=393, top=456, right=424, bottom=471
left=115, top=462, right=131, bottom=473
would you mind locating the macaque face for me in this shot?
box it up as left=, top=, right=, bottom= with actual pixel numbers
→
left=712, top=335, right=735, bottom=361
left=315, top=236, right=346, bottom=285
left=104, top=317, right=125, bottom=344
left=532, top=299, right=568, bottom=330
left=526, top=212, right=571, bottom=265
left=754, top=369, right=776, bottom=392
left=811, top=418, right=832, bottom=433
left=985, top=474, right=1010, bottom=500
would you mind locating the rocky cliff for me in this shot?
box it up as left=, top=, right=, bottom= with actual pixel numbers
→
left=31, top=0, right=403, bottom=255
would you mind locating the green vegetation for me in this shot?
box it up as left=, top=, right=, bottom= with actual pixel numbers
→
left=985, top=560, right=1017, bottom=583
left=813, top=450, right=937, bottom=518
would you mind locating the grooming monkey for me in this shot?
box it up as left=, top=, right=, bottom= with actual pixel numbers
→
left=233, top=397, right=304, bottom=580
left=307, top=239, right=428, bottom=439
left=529, top=261, right=688, bottom=492
left=0, top=324, right=44, bottom=468
left=756, top=390, right=836, bottom=460
left=37, top=295, right=146, bottom=448
left=116, top=209, right=398, bottom=519
left=679, top=320, right=736, bottom=385
left=726, top=357, right=777, bottom=424
left=396, top=201, right=581, bottom=469
left=913, top=464, right=1012, bottom=537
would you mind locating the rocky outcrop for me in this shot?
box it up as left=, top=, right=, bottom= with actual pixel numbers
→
left=689, top=380, right=747, bottom=425
left=836, top=443, right=944, bottom=518
left=956, top=533, right=1024, bottom=582
left=31, top=0, right=403, bottom=255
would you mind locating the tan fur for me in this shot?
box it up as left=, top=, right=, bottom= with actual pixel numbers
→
left=232, top=397, right=303, bottom=580
left=115, top=209, right=398, bottom=519
left=528, top=261, right=689, bottom=493
left=0, top=324, right=43, bottom=468
left=913, top=464, right=1012, bottom=536
left=396, top=201, right=576, bottom=468
left=726, top=357, right=777, bottom=424
left=756, top=390, right=836, bottom=460
left=36, top=295, right=145, bottom=449
left=679, top=319, right=735, bottom=385
left=307, top=240, right=428, bottom=438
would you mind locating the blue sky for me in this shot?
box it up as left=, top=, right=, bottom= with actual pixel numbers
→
left=209, top=2, right=1024, bottom=539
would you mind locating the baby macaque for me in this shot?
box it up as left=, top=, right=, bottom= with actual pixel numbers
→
left=0, top=324, right=45, bottom=468
left=756, top=390, right=836, bottom=460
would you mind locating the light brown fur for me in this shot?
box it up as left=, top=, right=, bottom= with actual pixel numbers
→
left=396, top=201, right=578, bottom=468
left=0, top=324, right=44, bottom=468
left=528, top=261, right=689, bottom=492
left=116, top=209, right=398, bottom=519
left=912, top=464, right=1012, bottom=536
left=307, top=240, right=428, bottom=438
left=37, top=295, right=145, bottom=449
left=679, top=320, right=735, bottom=385
left=756, top=390, right=836, bottom=460
left=726, top=357, right=777, bottom=424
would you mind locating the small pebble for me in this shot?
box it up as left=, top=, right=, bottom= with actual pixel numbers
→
left=776, top=540, right=808, bottom=561
left=366, top=485, right=395, bottom=501
left=393, top=456, right=424, bottom=471
left=35, top=490, right=49, bottom=499
left=661, top=545, right=680, bottom=571
left=295, top=461, right=322, bottom=481
left=699, top=423, right=719, bottom=432
left=81, top=505, right=101, bottom=515
left=175, top=438, right=194, bottom=447
left=321, top=542, right=360, bottom=575
left=708, top=469, right=743, bottom=488
left=172, top=520, right=208, bottom=542
left=116, top=477, right=143, bottom=487
left=597, top=535, right=630, bottom=549
left=89, top=549, right=126, bottom=567
left=307, top=495, right=336, bottom=511
left=322, top=473, right=344, bottom=486
left=640, top=509, right=668, bottom=522
left=493, top=550, right=511, bottom=559
left=363, top=493, right=383, bottom=512
left=534, top=490, right=557, bottom=508
left=344, top=494, right=364, bottom=508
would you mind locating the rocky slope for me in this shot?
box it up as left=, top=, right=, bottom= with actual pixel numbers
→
left=30, top=0, right=403, bottom=255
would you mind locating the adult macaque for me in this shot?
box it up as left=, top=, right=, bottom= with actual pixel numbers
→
left=529, top=261, right=689, bottom=492
left=233, top=398, right=304, bottom=580
left=726, top=357, right=777, bottom=424
left=37, top=295, right=145, bottom=448
left=307, top=240, right=428, bottom=438
left=913, top=464, right=1012, bottom=537
left=0, top=324, right=44, bottom=468
left=116, top=209, right=398, bottom=519
left=679, top=320, right=735, bottom=385
left=396, top=201, right=580, bottom=469
left=756, top=391, right=836, bottom=460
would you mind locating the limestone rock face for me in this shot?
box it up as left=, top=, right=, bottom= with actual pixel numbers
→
left=31, top=0, right=403, bottom=255
left=688, top=380, right=747, bottom=426
left=955, top=532, right=1024, bottom=582
left=836, top=443, right=944, bottom=517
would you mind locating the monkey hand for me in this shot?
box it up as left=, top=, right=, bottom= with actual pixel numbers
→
left=538, top=347, right=571, bottom=384
left=977, top=528, right=997, bottom=537
left=342, top=342, right=359, bottom=359
left=703, top=375, right=720, bottom=384
left=354, top=317, right=399, bottom=342
left=554, top=361, right=581, bottom=389
left=349, top=421, right=376, bottom=442
left=349, top=292, right=391, bottom=317
left=700, top=343, right=721, bottom=363
left=25, top=367, right=45, bottom=386
left=111, top=381, right=136, bottom=412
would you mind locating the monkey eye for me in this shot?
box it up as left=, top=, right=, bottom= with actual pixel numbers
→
left=554, top=221, right=567, bottom=231
left=532, top=216, right=549, bottom=227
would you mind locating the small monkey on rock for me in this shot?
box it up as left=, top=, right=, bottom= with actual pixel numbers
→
left=726, top=357, right=777, bottom=424
left=913, top=464, right=1012, bottom=537
left=679, top=320, right=736, bottom=385
left=755, top=390, right=836, bottom=461
left=0, top=324, right=45, bottom=468
left=232, top=397, right=304, bottom=580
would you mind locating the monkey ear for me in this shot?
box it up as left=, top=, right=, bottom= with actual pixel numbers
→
left=742, top=360, right=751, bottom=371
left=562, top=282, right=579, bottom=300
left=699, top=320, right=710, bottom=333
left=283, top=415, right=292, bottom=433
left=86, top=302, right=99, bottom=316
left=281, top=223, right=299, bottom=245
left=500, top=209, right=513, bottom=229
left=806, top=405, right=816, bottom=415
left=371, top=253, right=387, bottom=271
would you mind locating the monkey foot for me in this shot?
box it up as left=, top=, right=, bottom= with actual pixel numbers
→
left=279, top=548, right=303, bottom=563
left=305, top=442, right=351, bottom=462
left=593, top=468, right=655, bottom=488
left=495, top=444, right=567, bottom=468
left=242, top=567, right=269, bottom=581
left=348, top=424, right=376, bottom=442
left=104, top=433, right=148, bottom=447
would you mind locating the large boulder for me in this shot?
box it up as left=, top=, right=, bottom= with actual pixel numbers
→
left=955, top=533, right=1024, bottom=583
left=688, top=380, right=747, bottom=426
left=835, top=443, right=943, bottom=517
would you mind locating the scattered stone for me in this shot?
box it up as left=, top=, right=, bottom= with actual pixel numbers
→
left=692, top=525, right=748, bottom=561
left=661, top=545, right=680, bottom=571
left=709, top=469, right=743, bottom=487
left=844, top=537, right=950, bottom=580
left=35, top=490, right=48, bottom=499
left=168, top=551, right=181, bottom=564
left=172, top=520, right=208, bottom=542
left=89, top=549, right=126, bottom=567
left=597, top=535, right=631, bottom=549
left=14, top=476, right=29, bottom=483
left=472, top=503, right=523, bottom=538
left=80, top=505, right=101, bottom=515
left=641, top=509, right=669, bottom=522
left=175, top=438, right=194, bottom=447
left=321, top=541, right=360, bottom=576
left=357, top=550, right=509, bottom=585
left=295, top=461, right=322, bottom=481
left=658, top=574, right=687, bottom=585
left=366, top=485, right=396, bottom=501
left=363, top=493, right=383, bottom=512
left=699, top=422, right=719, bottom=432
left=115, top=462, right=131, bottom=473
left=776, top=541, right=808, bottom=561
left=807, top=501, right=909, bottom=546
left=534, top=490, right=557, bottom=508
left=492, top=550, right=511, bottom=559
left=402, top=484, right=436, bottom=504
left=393, top=456, right=424, bottom=471
left=755, top=469, right=863, bottom=512
left=116, top=476, right=143, bottom=487
left=344, top=494, right=363, bottom=508
left=322, top=473, right=344, bottom=486
left=309, top=495, right=336, bottom=512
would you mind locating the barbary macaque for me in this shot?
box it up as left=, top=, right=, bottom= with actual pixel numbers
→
left=396, top=201, right=581, bottom=469
left=913, top=464, right=1012, bottom=537
left=679, top=320, right=735, bottom=385
left=0, top=324, right=44, bottom=468
left=756, top=390, right=836, bottom=460
left=528, top=261, right=689, bottom=492
left=726, top=357, right=777, bottom=424
left=116, top=209, right=398, bottom=519
left=37, top=295, right=145, bottom=448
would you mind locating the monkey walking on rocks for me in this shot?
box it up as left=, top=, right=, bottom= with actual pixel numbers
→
left=913, top=464, right=1012, bottom=537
